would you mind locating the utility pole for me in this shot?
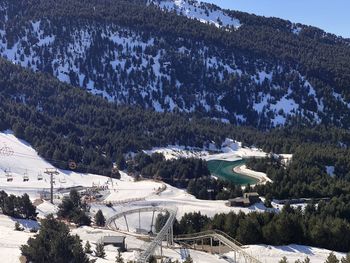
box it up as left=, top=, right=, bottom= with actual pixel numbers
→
left=44, top=168, right=59, bottom=204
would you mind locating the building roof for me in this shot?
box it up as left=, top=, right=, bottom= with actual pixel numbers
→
left=245, top=192, right=259, bottom=196
left=103, top=236, right=126, bottom=244
left=229, top=197, right=250, bottom=203
left=229, top=197, right=251, bottom=205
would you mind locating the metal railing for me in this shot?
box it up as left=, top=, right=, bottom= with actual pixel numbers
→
left=106, top=206, right=177, bottom=263
left=107, top=209, right=261, bottom=263
left=137, top=207, right=177, bottom=263
left=174, top=230, right=262, bottom=263
left=175, top=230, right=243, bottom=247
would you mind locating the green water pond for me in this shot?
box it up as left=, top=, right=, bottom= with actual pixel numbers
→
left=207, top=159, right=258, bottom=185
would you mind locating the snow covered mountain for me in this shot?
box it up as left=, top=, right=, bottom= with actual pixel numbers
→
left=0, top=0, right=350, bottom=128
left=148, top=0, right=241, bottom=29
left=0, top=131, right=346, bottom=263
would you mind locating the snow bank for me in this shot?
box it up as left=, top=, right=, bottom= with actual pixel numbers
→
left=0, top=215, right=36, bottom=263
left=150, top=0, right=241, bottom=29
left=0, top=131, right=161, bottom=202
left=325, top=165, right=335, bottom=177
left=0, top=131, right=115, bottom=198
left=232, top=244, right=346, bottom=263
left=144, top=138, right=268, bottom=161
left=233, top=164, right=272, bottom=184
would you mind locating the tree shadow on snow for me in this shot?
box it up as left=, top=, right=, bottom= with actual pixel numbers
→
left=276, top=244, right=314, bottom=255
left=11, top=218, right=40, bottom=230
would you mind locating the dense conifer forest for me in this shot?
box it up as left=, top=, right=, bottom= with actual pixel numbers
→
left=1, top=0, right=350, bottom=261
left=170, top=205, right=350, bottom=253
left=0, top=191, right=37, bottom=220
left=0, top=0, right=350, bottom=127
left=1, top=58, right=350, bottom=196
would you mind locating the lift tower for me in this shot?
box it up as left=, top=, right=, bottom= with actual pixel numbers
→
left=44, top=168, right=59, bottom=204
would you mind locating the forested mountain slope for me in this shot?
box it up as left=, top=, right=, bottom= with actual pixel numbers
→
left=0, top=0, right=350, bottom=128
left=1, top=57, right=350, bottom=176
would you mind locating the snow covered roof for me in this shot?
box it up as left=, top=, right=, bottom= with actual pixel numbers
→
left=103, top=236, right=126, bottom=244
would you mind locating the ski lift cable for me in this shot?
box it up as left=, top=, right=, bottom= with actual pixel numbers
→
left=0, top=138, right=112, bottom=171
left=1, top=151, right=97, bottom=172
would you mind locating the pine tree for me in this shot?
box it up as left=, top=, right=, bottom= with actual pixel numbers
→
left=3, top=195, right=15, bottom=217
left=20, top=193, right=37, bottom=219
left=73, top=210, right=91, bottom=226
left=116, top=155, right=127, bottom=170
left=115, top=250, right=124, bottom=263
left=148, top=255, right=157, bottom=263
left=326, top=253, right=340, bottom=263
left=15, top=222, right=23, bottom=231
left=58, top=196, right=75, bottom=218
left=21, top=215, right=90, bottom=263
left=279, top=257, right=288, bottom=263
left=70, top=189, right=81, bottom=208
left=84, top=241, right=92, bottom=254
left=95, top=242, right=106, bottom=258
left=184, top=256, right=193, bottom=263
left=155, top=212, right=169, bottom=233
left=58, top=190, right=91, bottom=226
left=94, top=210, right=106, bottom=227
left=341, top=254, right=350, bottom=263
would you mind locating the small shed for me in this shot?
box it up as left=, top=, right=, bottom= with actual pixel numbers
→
left=244, top=192, right=261, bottom=204
left=102, top=236, right=126, bottom=251
left=227, top=197, right=250, bottom=207
left=227, top=192, right=261, bottom=207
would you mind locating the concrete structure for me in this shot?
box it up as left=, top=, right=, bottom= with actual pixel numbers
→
left=102, top=236, right=126, bottom=251
left=227, top=192, right=260, bottom=207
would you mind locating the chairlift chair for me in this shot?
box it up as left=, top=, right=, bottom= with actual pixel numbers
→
left=6, top=173, right=13, bottom=182
left=5, top=169, right=13, bottom=182
left=23, top=170, right=29, bottom=182
left=37, top=173, right=43, bottom=181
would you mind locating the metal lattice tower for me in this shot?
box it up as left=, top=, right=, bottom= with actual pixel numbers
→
left=44, top=168, right=59, bottom=203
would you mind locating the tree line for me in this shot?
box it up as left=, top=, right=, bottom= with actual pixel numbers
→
left=130, top=152, right=209, bottom=186
left=171, top=203, right=350, bottom=252
left=0, top=191, right=37, bottom=220
left=1, top=0, right=350, bottom=128
left=2, top=55, right=350, bottom=201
